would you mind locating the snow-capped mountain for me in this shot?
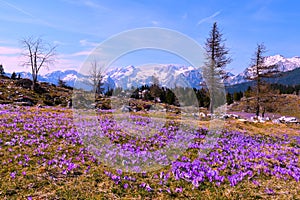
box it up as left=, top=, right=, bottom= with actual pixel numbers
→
left=227, top=55, right=300, bottom=85
left=8, top=54, right=300, bottom=90
left=104, top=64, right=203, bottom=90
left=41, top=69, right=89, bottom=86
left=264, top=55, right=300, bottom=71
left=11, top=65, right=203, bottom=90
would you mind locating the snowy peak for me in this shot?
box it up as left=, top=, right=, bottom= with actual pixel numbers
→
left=228, top=55, right=300, bottom=85
left=104, top=64, right=203, bottom=90
left=264, top=55, right=300, bottom=72
left=42, top=70, right=84, bottom=86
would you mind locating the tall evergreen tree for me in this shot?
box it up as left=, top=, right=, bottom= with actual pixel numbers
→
left=246, top=43, right=280, bottom=117
left=203, top=22, right=231, bottom=114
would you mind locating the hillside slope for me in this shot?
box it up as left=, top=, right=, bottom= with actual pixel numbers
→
left=0, top=77, right=72, bottom=107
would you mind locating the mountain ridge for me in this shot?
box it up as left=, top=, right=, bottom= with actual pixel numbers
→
left=4, top=55, right=300, bottom=90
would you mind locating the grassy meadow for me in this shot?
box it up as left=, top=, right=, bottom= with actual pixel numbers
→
left=0, top=104, right=299, bottom=199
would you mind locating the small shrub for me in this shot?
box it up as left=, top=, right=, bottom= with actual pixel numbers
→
left=15, top=79, right=32, bottom=89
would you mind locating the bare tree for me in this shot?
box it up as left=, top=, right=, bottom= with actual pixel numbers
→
left=203, top=22, right=231, bottom=114
left=246, top=43, right=280, bottom=117
left=88, top=60, right=104, bottom=96
left=21, top=36, right=56, bottom=90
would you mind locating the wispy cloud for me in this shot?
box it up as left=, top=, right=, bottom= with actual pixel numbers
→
left=0, top=46, right=22, bottom=55
left=0, top=0, right=34, bottom=18
left=182, top=13, right=188, bottom=20
left=60, top=48, right=94, bottom=58
left=79, top=39, right=98, bottom=47
left=83, top=0, right=106, bottom=9
left=53, top=40, right=68, bottom=46
left=62, top=0, right=109, bottom=11
left=197, top=10, right=222, bottom=25
left=151, top=20, right=159, bottom=26
left=70, top=50, right=92, bottom=57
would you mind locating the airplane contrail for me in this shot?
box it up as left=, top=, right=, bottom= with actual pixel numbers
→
left=197, top=10, right=222, bottom=25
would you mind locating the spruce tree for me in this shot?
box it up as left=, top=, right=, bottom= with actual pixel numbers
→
left=203, top=22, right=231, bottom=114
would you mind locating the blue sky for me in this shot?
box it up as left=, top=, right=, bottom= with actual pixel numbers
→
left=0, top=0, right=300, bottom=75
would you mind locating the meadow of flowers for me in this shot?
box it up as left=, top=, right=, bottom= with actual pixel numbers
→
left=0, top=104, right=299, bottom=199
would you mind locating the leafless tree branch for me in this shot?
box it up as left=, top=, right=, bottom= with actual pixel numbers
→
left=21, top=36, right=57, bottom=90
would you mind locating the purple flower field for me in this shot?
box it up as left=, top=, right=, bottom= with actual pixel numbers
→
left=0, top=104, right=299, bottom=199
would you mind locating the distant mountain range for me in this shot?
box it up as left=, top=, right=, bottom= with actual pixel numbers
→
left=226, top=67, right=300, bottom=93
left=226, top=55, right=300, bottom=85
left=5, top=55, right=300, bottom=92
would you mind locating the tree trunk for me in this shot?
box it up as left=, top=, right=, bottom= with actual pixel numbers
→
left=255, top=96, right=260, bottom=117
left=32, top=73, right=37, bottom=91
left=210, top=96, right=213, bottom=114
left=31, top=82, right=35, bottom=91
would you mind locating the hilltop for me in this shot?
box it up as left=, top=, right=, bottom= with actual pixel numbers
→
left=0, top=75, right=72, bottom=107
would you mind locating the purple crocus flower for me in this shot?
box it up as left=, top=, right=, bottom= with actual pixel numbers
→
left=139, top=182, right=146, bottom=188
left=10, top=171, right=16, bottom=179
left=265, top=188, right=275, bottom=195
left=175, top=187, right=183, bottom=193
left=123, top=183, right=129, bottom=189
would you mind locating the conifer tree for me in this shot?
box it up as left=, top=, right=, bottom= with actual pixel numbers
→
left=203, top=22, right=231, bottom=114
